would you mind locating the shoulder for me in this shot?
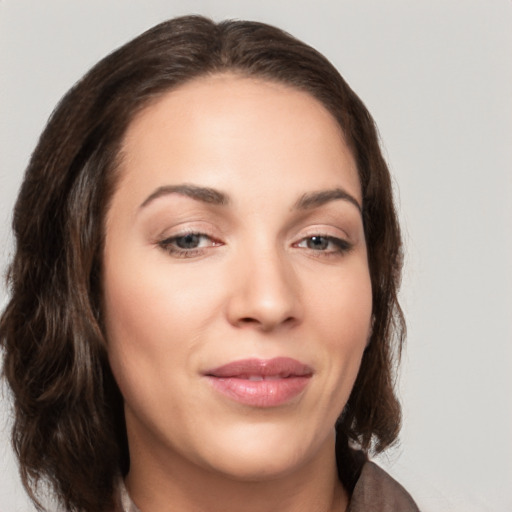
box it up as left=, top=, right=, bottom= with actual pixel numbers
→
left=347, top=461, right=420, bottom=512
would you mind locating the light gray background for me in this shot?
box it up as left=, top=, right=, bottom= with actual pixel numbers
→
left=1, top=1, right=511, bottom=511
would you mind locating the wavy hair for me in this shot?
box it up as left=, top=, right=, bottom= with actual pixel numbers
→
left=0, top=15, right=404, bottom=511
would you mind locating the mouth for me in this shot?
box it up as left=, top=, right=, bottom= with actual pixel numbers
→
left=203, top=357, right=313, bottom=407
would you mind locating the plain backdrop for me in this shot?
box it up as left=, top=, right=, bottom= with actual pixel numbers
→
left=1, top=1, right=511, bottom=511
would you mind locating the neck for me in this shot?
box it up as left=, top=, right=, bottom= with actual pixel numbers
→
left=125, top=433, right=348, bottom=512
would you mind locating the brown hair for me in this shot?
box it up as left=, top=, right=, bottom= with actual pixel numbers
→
left=0, top=15, right=404, bottom=512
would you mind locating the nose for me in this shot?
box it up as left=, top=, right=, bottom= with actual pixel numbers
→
left=225, top=247, right=303, bottom=332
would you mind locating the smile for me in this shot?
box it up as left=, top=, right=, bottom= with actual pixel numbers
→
left=204, top=357, right=313, bottom=407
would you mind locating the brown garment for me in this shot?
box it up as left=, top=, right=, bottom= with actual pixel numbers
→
left=116, top=461, right=420, bottom=511
left=347, top=461, right=420, bottom=512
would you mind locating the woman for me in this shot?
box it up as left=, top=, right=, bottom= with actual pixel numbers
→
left=0, top=15, right=418, bottom=512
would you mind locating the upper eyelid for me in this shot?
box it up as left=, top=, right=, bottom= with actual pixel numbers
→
left=161, top=230, right=211, bottom=239
left=151, top=215, right=355, bottom=243
left=156, top=223, right=220, bottom=240
left=159, top=232, right=218, bottom=245
left=293, top=224, right=352, bottom=241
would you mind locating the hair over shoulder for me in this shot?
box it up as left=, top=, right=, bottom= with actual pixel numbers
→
left=0, top=15, right=404, bottom=512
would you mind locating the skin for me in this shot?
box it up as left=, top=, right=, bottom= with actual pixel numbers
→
left=103, top=74, right=372, bottom=512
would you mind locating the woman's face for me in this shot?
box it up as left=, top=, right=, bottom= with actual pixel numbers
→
left=103, top=74, right=372, bottom=480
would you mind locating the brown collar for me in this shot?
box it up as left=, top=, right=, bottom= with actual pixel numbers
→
left=347, top=461, right=420, bottom=512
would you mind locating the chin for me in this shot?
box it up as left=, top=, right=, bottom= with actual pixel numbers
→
left=206, top=451, right=306, bottom=482
left=195, top=422, right=333, bottom=481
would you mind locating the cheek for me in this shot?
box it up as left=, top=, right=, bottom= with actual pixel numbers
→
left=102, top=253, right=225, bottom=390
left=103, top=265, right=204, bottom=439
left=312, top=259, right=373, bottom=341
left=308, top=261, right=372, bottom=405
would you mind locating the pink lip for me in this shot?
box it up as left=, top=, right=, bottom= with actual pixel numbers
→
left=204, top=357, right=313, bottom=407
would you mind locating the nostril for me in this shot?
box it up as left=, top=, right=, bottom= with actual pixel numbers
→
left=237, top=315, right=297, bottom=331
left=240, top=317, right=258, bottom=324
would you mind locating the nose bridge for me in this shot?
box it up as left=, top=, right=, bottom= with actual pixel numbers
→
left=227, top=238, right=301, bottom=330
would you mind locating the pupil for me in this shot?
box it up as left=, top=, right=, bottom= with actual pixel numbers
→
left=308, top=236, right=328, bottom=250
left=177, top=234, right=200, bottom=249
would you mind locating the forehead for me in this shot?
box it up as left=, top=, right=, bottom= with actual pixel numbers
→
left=116, top=73, right=361, bottom=206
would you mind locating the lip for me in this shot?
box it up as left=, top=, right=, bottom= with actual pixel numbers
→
left=203, top=357, right=313, bottom=407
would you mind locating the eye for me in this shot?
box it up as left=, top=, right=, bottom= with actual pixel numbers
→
left=295, top=235, right=352, bottom=254
left=158, top=232, right=220, bottom=258
left=173, top=233, right=208, bottom=249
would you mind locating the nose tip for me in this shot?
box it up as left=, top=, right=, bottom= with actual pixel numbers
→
left=235, top=302, right=297, bottom=332
left=226, top=254, right=302, bottom=332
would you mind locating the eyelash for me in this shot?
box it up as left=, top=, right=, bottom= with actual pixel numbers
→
left=158, top=232, right=220, bottom=258
left=157, top=232, right=352, bottom=259
left=294, top=235, right=353, bottom=256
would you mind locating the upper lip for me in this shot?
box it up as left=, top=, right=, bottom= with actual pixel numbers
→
left=204, top=357, right=313, bottom=379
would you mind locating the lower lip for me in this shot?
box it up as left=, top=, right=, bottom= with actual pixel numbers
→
left=206, top=376, right=311, bottom=407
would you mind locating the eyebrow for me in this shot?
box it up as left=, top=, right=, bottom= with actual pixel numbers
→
left=293, top=188, right=362, bottom=213
left=139, top=183, right=361, bottom=214
left=140, top=184, right=229, bottom=208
